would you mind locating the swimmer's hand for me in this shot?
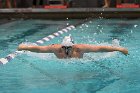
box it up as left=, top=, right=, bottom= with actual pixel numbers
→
left=18, top=44, right=27, bottom=51
left=120, top=48, right=128, bottom=56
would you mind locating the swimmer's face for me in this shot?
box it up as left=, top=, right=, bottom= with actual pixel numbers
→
left=62, top=46, right=72, bottom=55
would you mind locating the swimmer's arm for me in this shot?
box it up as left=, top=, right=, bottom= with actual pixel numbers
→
left=81, top=44, right=128, bottom=55
left=18, top=44, right=53, bottom=53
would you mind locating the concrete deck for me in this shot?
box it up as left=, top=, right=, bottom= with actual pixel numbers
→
left=0, top=8, right=140, bottom=19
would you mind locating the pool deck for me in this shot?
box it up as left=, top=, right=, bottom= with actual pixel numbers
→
left=0, top=8, right=140, bottom=19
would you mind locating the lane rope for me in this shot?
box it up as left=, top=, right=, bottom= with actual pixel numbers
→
left=0, top=25, right=75, bottom=65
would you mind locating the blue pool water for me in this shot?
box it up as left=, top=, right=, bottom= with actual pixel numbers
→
left=0, top=19, right=140, bottom=93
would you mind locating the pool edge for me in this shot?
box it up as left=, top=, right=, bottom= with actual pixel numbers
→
left=0, top=8, right=140, bottom=19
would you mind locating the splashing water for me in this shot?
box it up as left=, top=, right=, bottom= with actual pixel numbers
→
left=134, top=25, right=138, bottom=28
left=112, top=39, right=120, bottom=47
left=22, top=42, right=38, bottom=46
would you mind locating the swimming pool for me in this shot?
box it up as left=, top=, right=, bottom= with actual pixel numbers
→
left=0, top=18, right=140, bottom=93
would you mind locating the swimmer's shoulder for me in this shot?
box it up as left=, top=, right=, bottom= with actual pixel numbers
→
left=73, top=44, right=90, bottom=47
left=73, top=44, right=87, bottom=50
left=73, top=44, right=96, bottom=49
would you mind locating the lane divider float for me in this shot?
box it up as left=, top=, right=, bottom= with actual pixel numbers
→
left=0, top=25, right=75, bottom=65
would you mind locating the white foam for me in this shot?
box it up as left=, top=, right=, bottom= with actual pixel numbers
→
left=112, top=39, right=120, bottom=47
left=134, top=25, right=138, bottom=28
left=22, top=42, right=38, bottom=46
left=84, top=52, right=117, bottom=61
left=7, top=54, right=16, bottom=59
left=25, top=52, right=56, bottom=60
left=0, top=58, right=8, bottom=64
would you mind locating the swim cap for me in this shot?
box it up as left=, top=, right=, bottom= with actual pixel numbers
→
left=61, top=34, right=74, bottom=46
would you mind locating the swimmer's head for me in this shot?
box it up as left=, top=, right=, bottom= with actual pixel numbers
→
left=61, top=34, right=74, bottom=55
left=61, top=34, right=74, bottom=47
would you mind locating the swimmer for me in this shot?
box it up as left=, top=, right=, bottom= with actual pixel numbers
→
left=18, top=35, right=128, bottom=59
